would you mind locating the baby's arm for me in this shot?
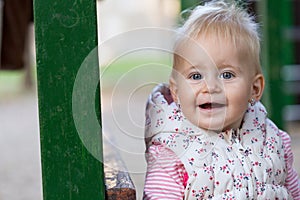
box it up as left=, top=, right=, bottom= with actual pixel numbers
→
left=279, top=130, right=300, bottom=200
left=144, top=144, right=186, bottom=200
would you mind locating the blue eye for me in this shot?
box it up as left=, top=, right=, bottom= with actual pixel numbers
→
left=220, top=72, right=234, bottom=79
left=191, top=73, right=202, bottom=80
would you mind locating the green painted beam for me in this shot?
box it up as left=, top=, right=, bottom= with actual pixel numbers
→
left=258, top=0, right=294, bottom=129
left=34, top=0, right=105, bottom=199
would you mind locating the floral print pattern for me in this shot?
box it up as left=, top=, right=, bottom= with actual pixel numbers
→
left=145, top=84, right=293, bottom=199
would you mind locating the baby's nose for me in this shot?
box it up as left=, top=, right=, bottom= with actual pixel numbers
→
left=202, top=77, right=222, bottom=94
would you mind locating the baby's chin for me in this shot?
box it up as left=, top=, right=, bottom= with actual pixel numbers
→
left=190, top=119, right=226, bottom=132
left=193, top=120, right=240, bottom=133
left=206, top=124, right=240, bottom=132
left=182, top=111, right=242, bottom=132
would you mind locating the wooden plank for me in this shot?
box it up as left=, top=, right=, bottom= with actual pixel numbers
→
left=34, top=0, right=105, bottom=199
left=104, top=140, right=136, bottom=200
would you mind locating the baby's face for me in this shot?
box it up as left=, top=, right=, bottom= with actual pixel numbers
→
left=171, top=35, right=257, bottom=131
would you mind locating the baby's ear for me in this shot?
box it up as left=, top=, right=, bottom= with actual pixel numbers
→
left=169, top=77, right=178, bottom=103
left=252, top=74, right=265, bottom=101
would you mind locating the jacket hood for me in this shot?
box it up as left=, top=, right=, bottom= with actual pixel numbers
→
left=144, top=83, right=269, bottom=144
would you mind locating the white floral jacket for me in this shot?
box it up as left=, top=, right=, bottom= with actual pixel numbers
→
left=145, top=83, right=297, bottom=199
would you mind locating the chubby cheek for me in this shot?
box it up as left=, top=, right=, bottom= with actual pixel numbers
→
left=177, top=80, right=196, bottom=103
left=177, top=83, right=199, bottom=119
left=225, top=86, right=250, bottom=115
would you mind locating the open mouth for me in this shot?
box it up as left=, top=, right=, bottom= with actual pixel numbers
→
left=199, top=103, right=224, bottom=109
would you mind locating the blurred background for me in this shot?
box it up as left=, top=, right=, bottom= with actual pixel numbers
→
left=0, top=0, right=299, bottom=199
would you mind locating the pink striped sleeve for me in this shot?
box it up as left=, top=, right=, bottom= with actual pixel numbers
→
left=279, top=130, right=300, bottom=200
left=143, top=145, right=186, bottom=200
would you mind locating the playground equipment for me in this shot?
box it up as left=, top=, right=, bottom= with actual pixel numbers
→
left=34, top=0, right=135, bottom=199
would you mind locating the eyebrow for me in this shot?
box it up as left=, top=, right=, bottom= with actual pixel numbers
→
left=181, top=65, right=200, bottom=75
left=217, top=64, right=242, bottom=72
left=177, top=63, right=242, bottom=77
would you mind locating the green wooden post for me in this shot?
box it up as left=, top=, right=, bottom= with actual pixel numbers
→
left=258, top=0, right=294, bottom=129
left=180, top=0, right=199, bottom=11
left=34, top=0, right=105, bottom=199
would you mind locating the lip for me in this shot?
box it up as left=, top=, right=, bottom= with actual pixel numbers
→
left=198, top=102, right=226, bottom=112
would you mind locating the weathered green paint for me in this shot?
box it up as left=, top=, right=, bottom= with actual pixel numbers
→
left=34, top=0, right=105, bottom=199
left=258, top=0, right=294, bottom=129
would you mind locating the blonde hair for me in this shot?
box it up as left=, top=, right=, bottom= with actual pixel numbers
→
left=174, top=0, right=261, bottom=74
